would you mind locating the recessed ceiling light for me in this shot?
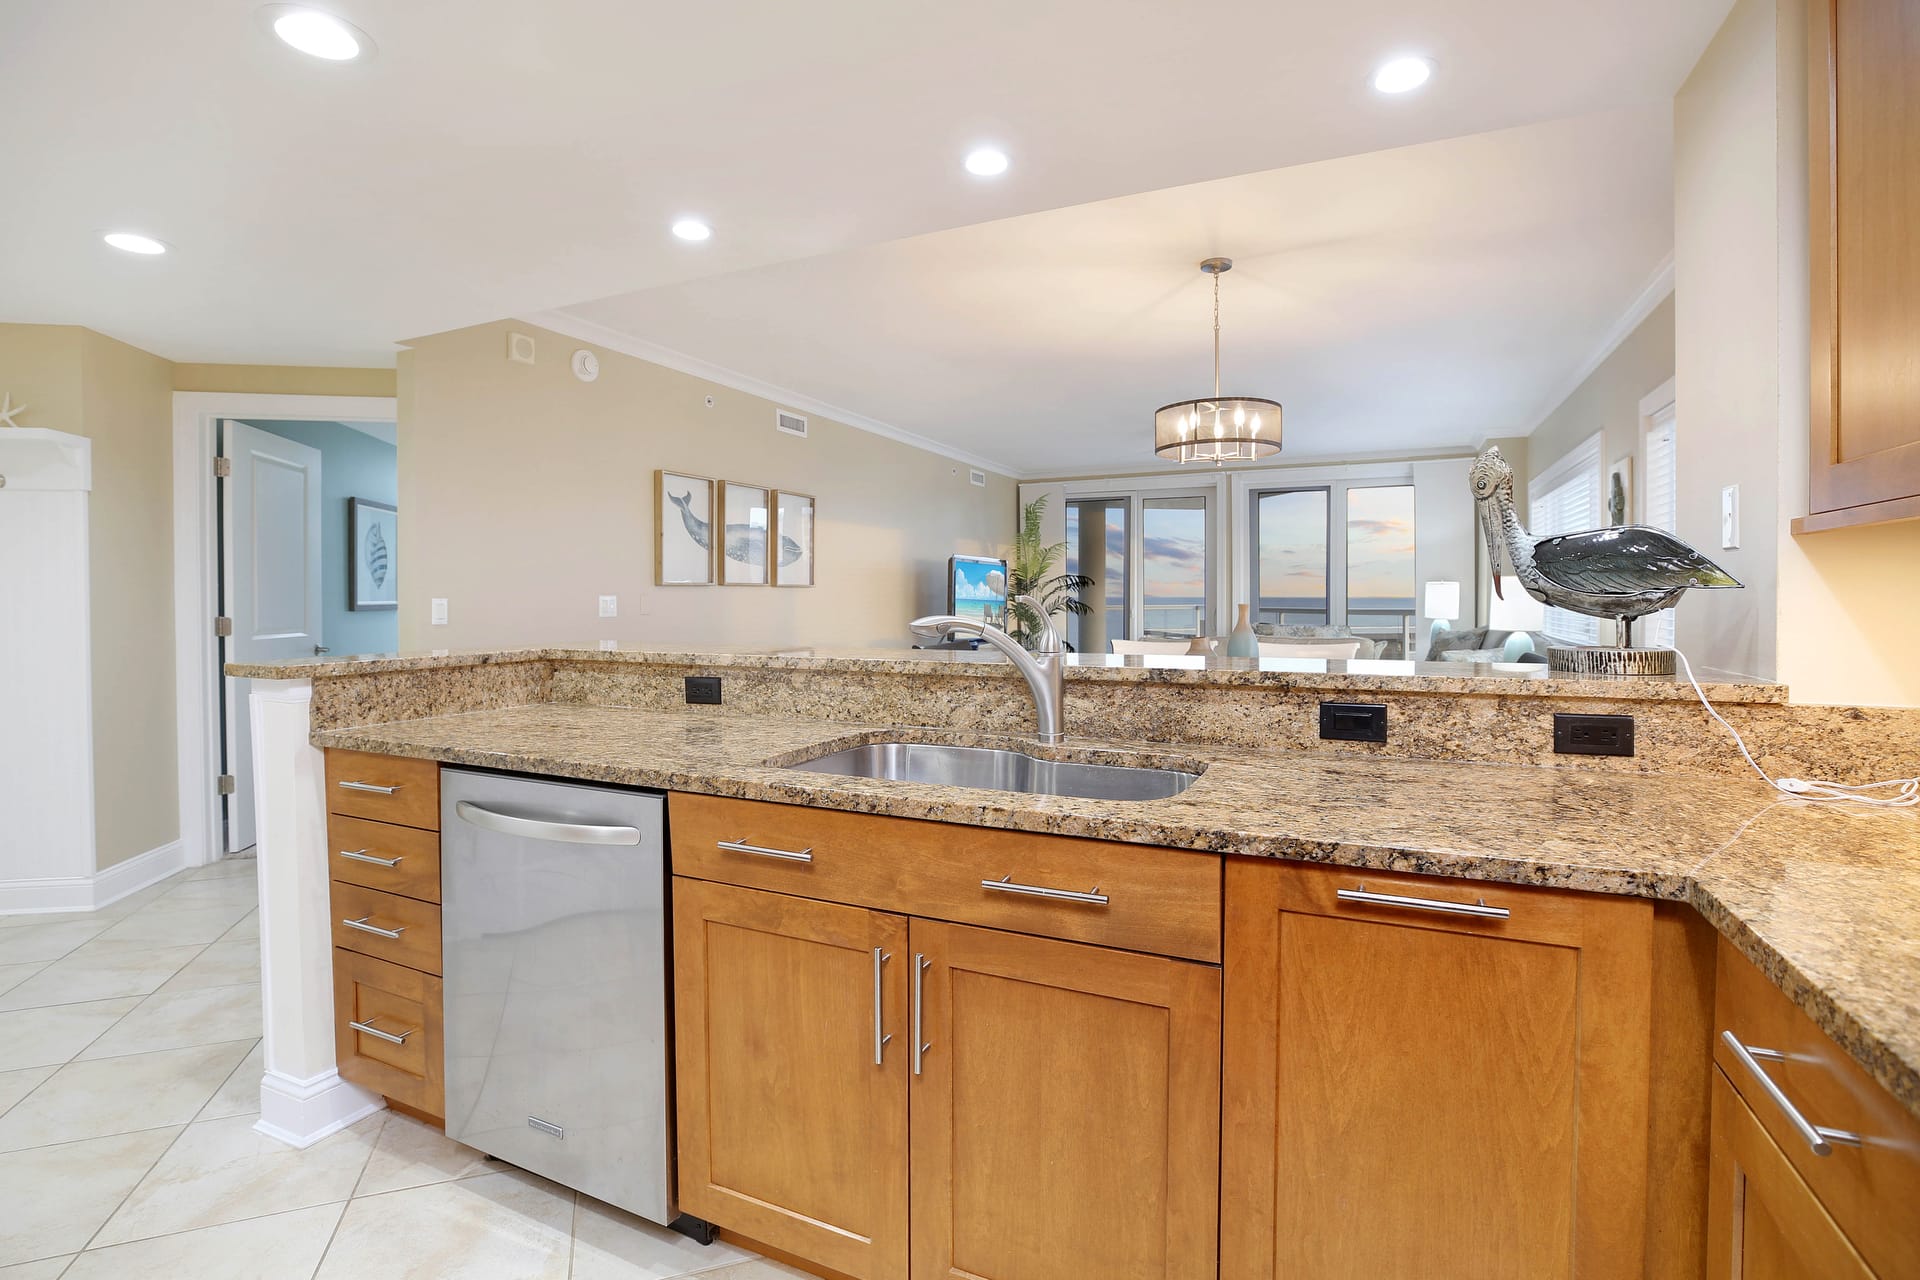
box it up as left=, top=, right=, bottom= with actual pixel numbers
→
left=103, top=232, right=168, bottom=256
left=671, top=218, right=712, bottom=242
left=1372, top=55, right=1434, bottom=94
left=964, top=147, right=1010, bottom=178
left=269, top=7, right=367, bottom=61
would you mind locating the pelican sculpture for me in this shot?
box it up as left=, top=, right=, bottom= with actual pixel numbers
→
left=1471, top=446, right=1740, bottom=665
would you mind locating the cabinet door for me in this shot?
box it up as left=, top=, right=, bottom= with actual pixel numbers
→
left=1806, top=0, right=1920, bottom=522
left=1222, top=860, right=1652, bottom=1280
left=672, top=878, right=910, bottom=1280
left=1707, top=1068, right=1874, bottom=1279
left=909, top=919, right=1220, bottom=1280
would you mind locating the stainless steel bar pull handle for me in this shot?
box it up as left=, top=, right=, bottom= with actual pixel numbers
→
left=338, top=780, right=400, bottom=795
left=338, top=849, right=403, bottom=868
left=342, top=916, right=405, bottom=940
left=873, top=948, right=893, bottom=1066
left=348, top=1017, right=412, bottom=1045
left=716, top=838, right=814, bottom=863
left=913, top=954, right=931, bottom=1077
left=1336, top=885, right=1511, bottom=920
left=981, top=874, right=1109, bottom=906
left=1720, top=1031, right=1862, bottom=1156
left=454, top=801, right=642, bottom=846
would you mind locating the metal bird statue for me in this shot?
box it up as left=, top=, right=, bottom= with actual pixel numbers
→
left=1471, top=446, right=1740, bottom=663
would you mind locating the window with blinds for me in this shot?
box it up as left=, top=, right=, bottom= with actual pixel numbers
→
left=1527, top=435, right=1603, bottom=644
left=1642, top=403, right=1678, bottom=647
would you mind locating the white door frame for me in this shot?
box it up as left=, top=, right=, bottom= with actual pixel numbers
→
left=172, top=391, right=397, bottom=866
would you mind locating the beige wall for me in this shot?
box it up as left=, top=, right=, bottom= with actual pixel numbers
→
left=173, top=363, right=397, bottom=397
left=0, top=324, right=177, bottom=869
left=79, top=330, right=179, bottom=866
left=1526, top=294, right=1675, bottom=502
left=397, top=320, right=1016, bottom=650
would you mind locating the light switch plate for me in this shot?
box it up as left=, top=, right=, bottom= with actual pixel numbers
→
left=431, top=597, right=449, bottom=626
left=598, top=595, right=618, bottom=618
left=1720, top=485, right=1740, bottom=550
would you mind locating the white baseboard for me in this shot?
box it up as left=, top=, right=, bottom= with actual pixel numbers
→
left=0, top=838, right=188, bottom=915
left=256, top=1068, right=384, bottom=1150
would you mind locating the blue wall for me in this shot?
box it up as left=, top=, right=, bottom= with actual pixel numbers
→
left=240, top=419, right=398, bottom=657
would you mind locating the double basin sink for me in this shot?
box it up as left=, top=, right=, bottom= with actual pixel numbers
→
left=782, top=741, right=1201, bottom=802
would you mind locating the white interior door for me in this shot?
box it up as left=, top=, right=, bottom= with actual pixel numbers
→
left=221, top=421, right=323, bottom=853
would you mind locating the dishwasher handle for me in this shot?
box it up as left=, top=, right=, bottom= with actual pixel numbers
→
left=453, top=800, right=643, bottom=846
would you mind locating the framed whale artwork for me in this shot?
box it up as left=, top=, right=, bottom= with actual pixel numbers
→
left=654, top=471, right=718, bottom=586
left=718, top=481, right=773, bottom=586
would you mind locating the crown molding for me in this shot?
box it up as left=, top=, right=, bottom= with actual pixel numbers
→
left=1522, top=251, right=1675, bottom=435
left=520, top=310, right=1026, bottom=480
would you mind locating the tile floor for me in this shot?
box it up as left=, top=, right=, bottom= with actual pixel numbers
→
left=0, top=859, right=805, bottom=1279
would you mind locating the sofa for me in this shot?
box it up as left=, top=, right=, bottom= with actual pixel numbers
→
left=1425, top=625, right=1540, bottom=664
left=1251, top=623, right=1402, bottom=660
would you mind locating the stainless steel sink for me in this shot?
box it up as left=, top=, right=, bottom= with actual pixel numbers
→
left=783, top=742, right=1200, bottom=801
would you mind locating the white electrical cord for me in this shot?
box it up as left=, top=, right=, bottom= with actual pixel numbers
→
left=1673, top=648, right=1919, bottom=807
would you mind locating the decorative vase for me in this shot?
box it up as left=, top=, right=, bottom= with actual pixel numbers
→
left=1185, top=636, right=1215, bottom=656
left=1226, top=604, right=1258, bottom=658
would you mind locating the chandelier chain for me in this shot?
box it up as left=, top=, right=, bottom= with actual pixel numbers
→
left=1212, top=269, right=1222, bottom=402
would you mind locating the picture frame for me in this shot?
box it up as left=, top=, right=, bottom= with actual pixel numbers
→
left=348, top=498, right=398, bottom=611
left=1607, top=456, right=1633, bottom=527
left=772, top=490, right=815, bottom=587
left=655, top=470, right=718, bottom=586
left=717, top=480, right=771, bottom=586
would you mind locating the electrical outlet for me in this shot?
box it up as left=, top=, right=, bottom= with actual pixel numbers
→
left=1319, top=702, right=1388, bottom=744
left=1721, top=485, right=1740, bottom=550
left=685, top=676, right=722, bottom=705
left=1554, top=713, right=1635, bottom=757
left=598, top=595, right=618, bottom=618
left=431, top=598, right=449, bottom=626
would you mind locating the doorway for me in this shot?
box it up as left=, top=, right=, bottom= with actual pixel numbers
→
left=173, top=393, right=399, bottom=866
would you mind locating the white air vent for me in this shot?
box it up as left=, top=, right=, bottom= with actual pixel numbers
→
left=775, top=409, right=808, bottom=438
left=969, top=469, right=987, bottom=487
left=506, top=331, right=535, bottom=364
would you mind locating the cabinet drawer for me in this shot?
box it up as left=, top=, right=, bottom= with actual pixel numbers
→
left=1714, top=937, right=1920, bottom=1279
left=333, top=948, right=443, bottom=1118
left=670, top=793, right=1220, bottom=962
left=325, top=750, right=440, bottom=830
left=330, top=880, right=442, bottom=975
left=327, top=815, right=441, bottom=903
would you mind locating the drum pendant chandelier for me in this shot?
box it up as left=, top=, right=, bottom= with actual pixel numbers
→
left=1153, top=257, right=1282, bottom=464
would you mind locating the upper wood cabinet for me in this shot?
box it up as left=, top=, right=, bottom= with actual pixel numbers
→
left=1801, top=0, right=1920, bottom=531
left=1221, top=859, right=1654, bottom=1280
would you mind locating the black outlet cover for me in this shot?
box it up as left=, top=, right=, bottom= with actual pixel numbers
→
left=685, top=676, right=722, bottom=705
left=1319, top=701, right=1388, bottom=744
left=1553, top=712, right=1635, bottom=757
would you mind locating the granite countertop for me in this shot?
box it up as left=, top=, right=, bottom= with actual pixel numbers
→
left=233, top=642, right=1785, bottom=703
left=311, top=702, right=1920, bottom=1119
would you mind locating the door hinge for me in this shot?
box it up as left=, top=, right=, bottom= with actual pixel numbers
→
left=214, top=615, right=233, bottom=637
left=216, top=774, right=237, bottom=796
left=213, top=456, right=232, bottom=478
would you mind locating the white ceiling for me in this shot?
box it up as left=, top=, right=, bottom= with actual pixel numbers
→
left=557, top=106, right=1676, bottom=476
left=1, top=0, right=1726, bottom=370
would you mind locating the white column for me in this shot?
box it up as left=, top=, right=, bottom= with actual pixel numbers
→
left=249, top=679, right=382, bottom=1147
left=0, top=430, right=97, bottom=911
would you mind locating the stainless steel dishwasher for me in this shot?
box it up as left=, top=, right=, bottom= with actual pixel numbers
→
left=440, top=768, right=672, bottom=1224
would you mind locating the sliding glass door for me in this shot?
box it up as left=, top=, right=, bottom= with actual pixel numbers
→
left=1064, top=489, right=1216, bottom=650
left=1248, top=481, right=1416, bottom=644
left=1251, top=488, right=1330, bottom=625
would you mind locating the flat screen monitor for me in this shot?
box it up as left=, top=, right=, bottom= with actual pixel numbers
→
left=948, top=555, right=1008, bottom=629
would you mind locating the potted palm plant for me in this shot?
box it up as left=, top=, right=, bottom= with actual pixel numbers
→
left=1005, top=496, right=1093, bottom=650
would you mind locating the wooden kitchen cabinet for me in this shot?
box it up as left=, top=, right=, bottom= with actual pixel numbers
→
left=1799, top=0, right=1920, bottom=531
left=1221, top=858, right=1654, bottom=1280
left=672, top=877, right=912, bottom=1280
left=909, top=919, right=1220, bottom=1280
left=1707, top=1068, right=1874, bottom=1279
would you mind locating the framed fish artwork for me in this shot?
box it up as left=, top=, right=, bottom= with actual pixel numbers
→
left=349, top=498, right=398, bottom=611
left=655, top=471, right=718, bottom=586
left=773, top=490, right=814, bottom=587
left=718, top=481, right=773, bottom=586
